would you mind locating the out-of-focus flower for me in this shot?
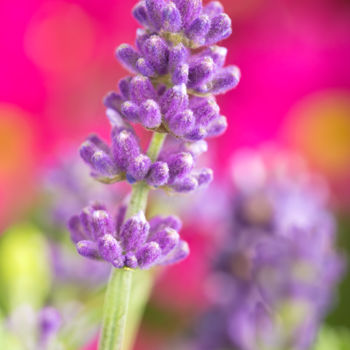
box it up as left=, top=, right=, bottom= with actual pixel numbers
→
left=196, top=149, right=344, bottom=350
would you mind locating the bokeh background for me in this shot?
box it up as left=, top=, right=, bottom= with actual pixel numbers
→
left=1, top=0, right=350, bottom=349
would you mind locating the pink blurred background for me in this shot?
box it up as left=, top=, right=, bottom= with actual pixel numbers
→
left=1, top=1, right=350, bottom=349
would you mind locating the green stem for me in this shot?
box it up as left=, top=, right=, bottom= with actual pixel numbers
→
left=99, top=132, right=166, bottom=350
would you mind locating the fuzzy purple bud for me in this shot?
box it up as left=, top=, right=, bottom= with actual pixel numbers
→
left=116, top=44, right=141, bottom=73
left=120, top=211, right=150, bottom=251
left=124, top=252, right=138, bottom=268
left=203, top=45, right=227, bottom=67
left=150, top=228, right=180, bottom=255
left=136, top=58, right=157, bottom=77
left=209, top=66, right=241, bottom=95
left=146, top=161, right=170, bottom=186
left=185, top=126, right=207, bottom=141
left=191, top=96, right=220, bottom=127
left=132, top=1, right=150, bottom=27
left=98, top=234, right=123, bottom=263
left=167, top=152, right=194, bottom=182
left=169, top=43, right=189, bottom=71
left=188, top=56, right=215, bottom=89
left=68, top=215, right=86, bottom=243
left=136, top=241, right=162, bottom=268
left=207, top=115, right=228, bottom=137
left=173, top=0, right=202, bottom=28
left=160, top=84, right=189, bottom=120
left=168, top=109, right=195, bottom=136
left=162, top=2, right=182, bottom=32
left=127, top=154, right=152, bottom=181
left=91, top=151, right=119, bottom=177
left=121, top=101, right=140, bottom=122
left=139, top=99, right=162, bottom=128
left=112, top=129, right=140, bottom=170
left=186, top=15, right=211, bottom=43
left=142, top=35, right=169, bottom=75
left=172, top=63, right=189, bottom=85
left=130, top=75, right=157, bottom=104
left=206, top=13, right=232, bottom=45
left=171, top=175, right=198, bottom=192
left=104, top=92, right=123, bottom=112
left=145, top=0, right=164, bottom=31
left=161, top=240, right=190, bottom=265
left=76, top=240, right=100, bottom=260
left=118, top=77, right=131, bottom=100
left=92, top=210, right=114, bottom=237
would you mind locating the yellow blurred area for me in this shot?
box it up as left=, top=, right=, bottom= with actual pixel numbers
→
left=0, top=104, right=35, bottom=177
left=286, top=91, right=350, bottom=178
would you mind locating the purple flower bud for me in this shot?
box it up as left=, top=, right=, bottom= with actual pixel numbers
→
left=132, top=1, right=150, bottom=27
left=79, top=206, right=94, bottom=238
left=118, top=77, right=132, bottom=100
left=146, top=161, right=170, bottom=186
left=172, top=63, right=189, bottom=85
left=139, top=99, right=162, bottom=128
left=193, top=168, right=214, bottom=186
left=92, top=210, right=114, bottom=237
left=203, top=45, right=227, bottom=67
left=150, top=227, right=180, bottom=255
left=104, top=92, right=123, bottom=112
left=130, top=75, right=157, bottom=104
left=120, top=211, right=150, bottom=251
left=116, top=205, right=127, bottom=234
left=203, top=1, right=224, bottom=17
left=161, top=240, right=190, bottom=265
left=207, top=115, right=228, bottom=137
left=79, top=142, right=96, bottom=168
left=169, top=43, right=189, bottom=71
left=167, top=152, right=194, bottom=182
left=112, top=129, right=140, bottom=170
left=116, top=44, right=141, bottom=73
left=185, top=126, right=207, bottom=141
left=121, top=101, right=140, bottom=122
left=135, top=29, right=151, bottom=52
left=186, top=15, right=211, bottom=44
left=142, top=35, right=169, bottom=74
left=173, top=0, right=202, bottom=28
left=136, top=58, right=157, bottom=77
left=87, top=134, right=111, bottom=153
left=124, top=252, right=138, bottom=268
left=98, top=234, right=123, bottom=263
left=162, top=2, right=182, bottom=32
left=39, top=307, right=62, bottom=344
left=191, top=96, right=220, bottom=127
left=171, top=175, right=198, bottom=192
left=160, top=84, right=189, bottom=119
left=188, top=56, right=215, bottom=89
left=206, top=13, right=232, bottom=45
left=209, top=66, right=241, bottom=95
left=168, top=109, right=195, bottom=136
left=91, top=151, right=119, bottom=177
left=127, top=154, right=152, bottom=181
left=68, top=215, right=86, bottom=243
left=149, top=215, right=182, bottom=232
left=145, top=0, right=165, bottom=31
left=136, top=242, right=162, bottom=268
left=76, top=240, right=100, bottom=260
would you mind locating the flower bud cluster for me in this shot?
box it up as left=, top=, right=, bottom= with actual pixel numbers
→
left=69, top=203, right=189, bottom=270
left=80, top=126, right=213, bottom=192
left=133, top=0, right=232, bottom=48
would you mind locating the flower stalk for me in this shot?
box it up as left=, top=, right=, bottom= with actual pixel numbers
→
left=99, top=132, right=166, bottom=350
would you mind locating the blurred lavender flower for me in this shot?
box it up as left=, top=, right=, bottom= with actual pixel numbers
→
left=5, top=305, right=62, bottom=350
left=196, top=149, right=344, bottom=350
left=68, top=203, right=189, bottom=270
